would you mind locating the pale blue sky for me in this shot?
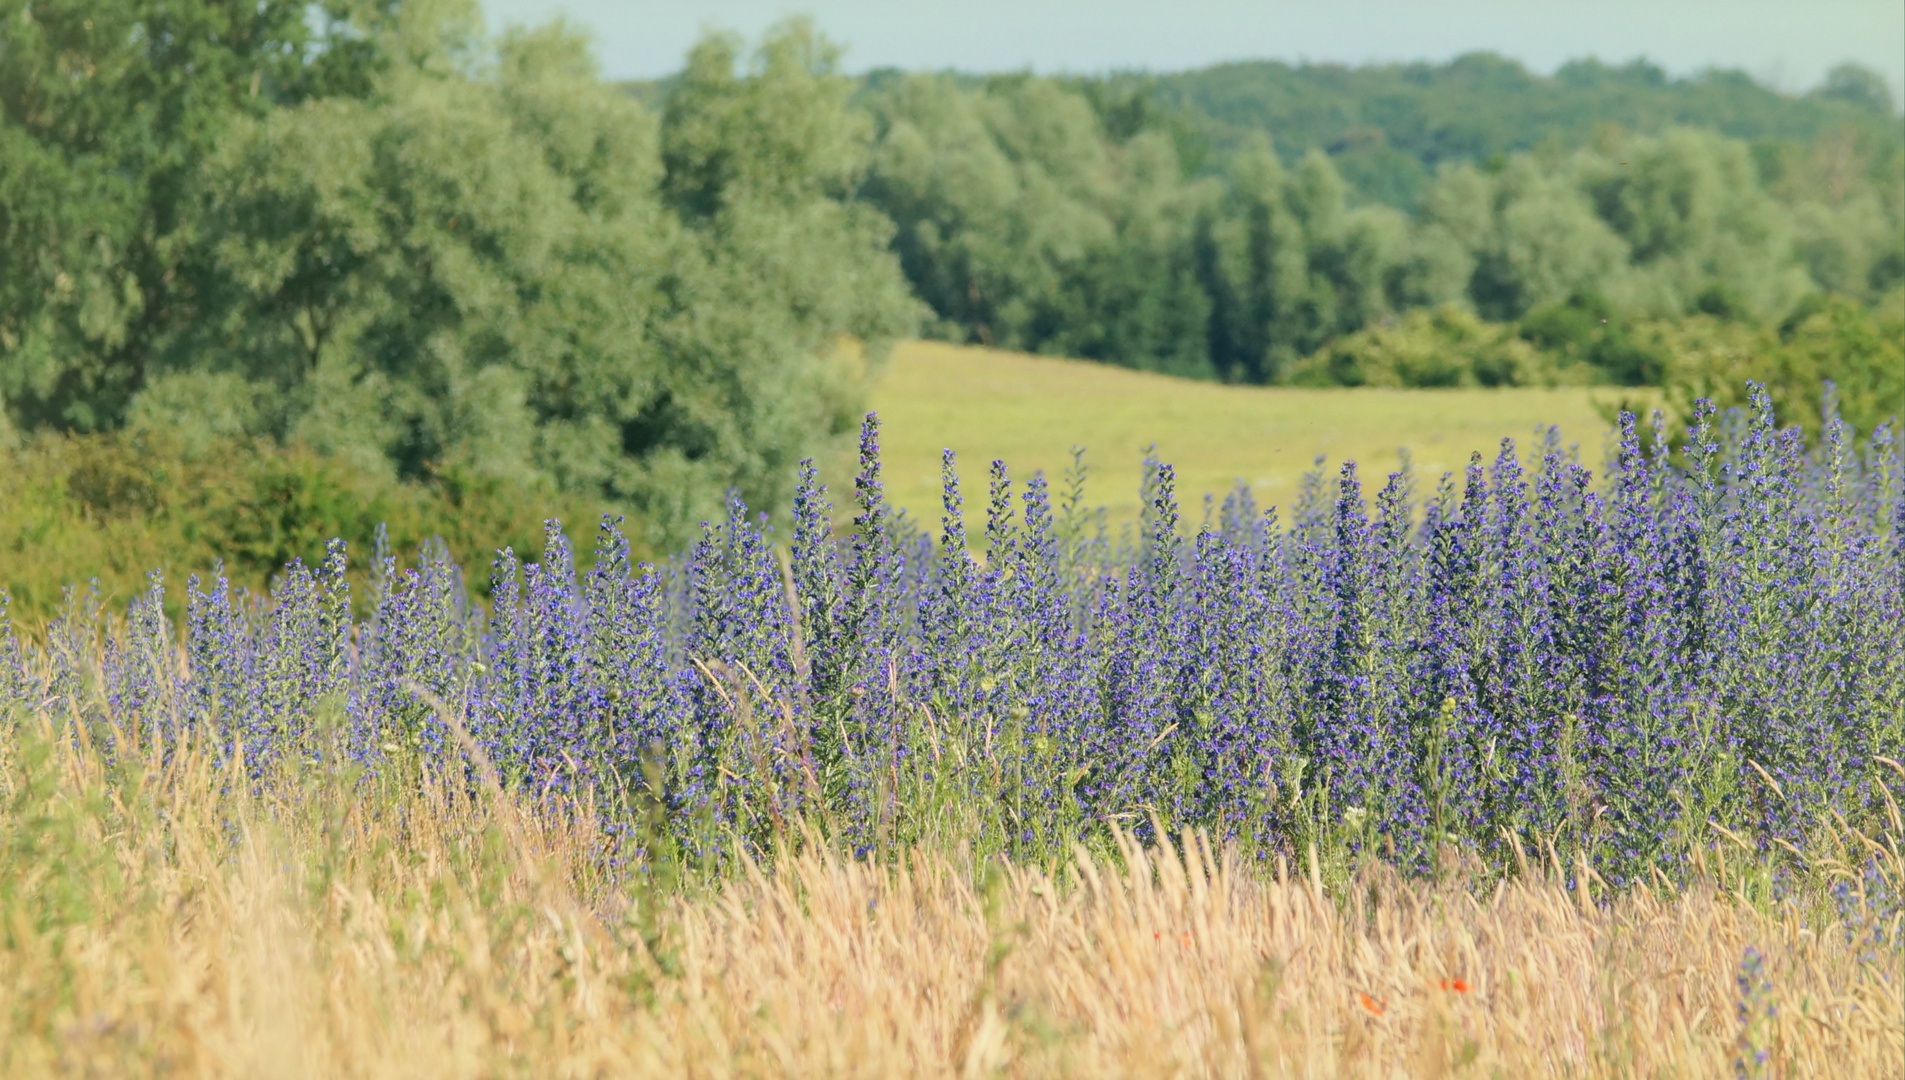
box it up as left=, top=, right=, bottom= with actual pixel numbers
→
left=478, top=0, right=1903, bottom=104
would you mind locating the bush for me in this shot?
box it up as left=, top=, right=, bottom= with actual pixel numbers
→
left=1289, top=289, right=1905, bottom=438
left=1633, top=290, right=1905, bottom=438
left=0, top=432, right=636, bottom=623
left=1516, top=292, right=1666, bottom=386
left=1284, top=304, right=1569, bottom=388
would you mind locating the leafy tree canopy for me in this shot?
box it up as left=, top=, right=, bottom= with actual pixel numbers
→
left=839, top=63, right=1900, bottom=394
left=1142, top=53, right=1900, bottom=208
left=1, top=4, right=920, bottom=544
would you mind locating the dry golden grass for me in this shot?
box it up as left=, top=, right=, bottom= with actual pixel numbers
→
left=856, top=340, right=1630, bottom=529
left=3, top=720, right=1900, bottom=1079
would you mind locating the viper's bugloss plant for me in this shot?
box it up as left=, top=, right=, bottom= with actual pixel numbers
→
left=5, top=393, right=1900, bottom=880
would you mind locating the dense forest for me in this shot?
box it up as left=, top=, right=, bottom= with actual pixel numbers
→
left=3, top=4, right=1901, bottom=560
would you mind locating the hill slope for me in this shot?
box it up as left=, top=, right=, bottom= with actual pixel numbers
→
left=858, top=340, right=1622, bottom=530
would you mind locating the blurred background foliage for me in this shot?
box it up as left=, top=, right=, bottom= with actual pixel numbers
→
left=0, top=426, right=632, bottom=624
left=2, top=0, right=1901, bottom=618
left=847, top=66, right=1901, bottom=395
left=0, top=0, right=921, bottom=553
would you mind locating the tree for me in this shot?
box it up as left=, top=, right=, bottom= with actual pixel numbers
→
left=1812, top=63, right=1896, bottom=117
left=862, top=73, right=1118, bottom=354
left=0, top=0, right=333, bottom=431
left=1579, top=129, right=1807, bottom=316
left=861, top=72, right=1216, bottom=375
left=5, top=8, right=919, bottom=544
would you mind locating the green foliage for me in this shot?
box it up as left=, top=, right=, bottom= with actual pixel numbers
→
left=1763, top=131, right=1905, bottom=301
left=1197, top=146, right=1422, bottom=381
left=1641, top=291, right=1905, bottom=439
left=0, top=431, right=633, bottom=623
left=1284, top=305, right=1563, bottom=389
left=1417, top=128, right=1832, bottom=323
left=1, top=7, right=920, bottom=546
left=661, top=24, right=867, bottom=217
left=1516, top=293, right=1663, bottom=387
left=1288, top=288, right=1903, bottom=441
left=847, top=60, right=1902, bottom=386
left=1813, top=62, right=1898, bottom=116
left=1142, top=53, right=1900, bottom=208
left=0, top=0, right=335, bottom=433
left=859, top=73, right=1216, bottom=376
left=859, top=71, right=1438, bottom=382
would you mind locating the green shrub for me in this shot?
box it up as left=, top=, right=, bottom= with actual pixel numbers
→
left=1516, top=292, right=1666, bottom=386
left=1624, top=290, right=1905, bottom=438
left=1288, top=291, right=1903, bottom=444
left=1285, top=304, right=1571, bottom=388
left=0, top=433, right=637, bottom=625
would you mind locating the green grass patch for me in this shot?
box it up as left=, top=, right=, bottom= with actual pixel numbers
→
left=856, top=340, right=1627, bottom=530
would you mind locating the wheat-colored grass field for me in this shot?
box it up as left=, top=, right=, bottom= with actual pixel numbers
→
left=854, top=340, right=1629, bottom=529
left=4, top=715, right=1900, bottom=1079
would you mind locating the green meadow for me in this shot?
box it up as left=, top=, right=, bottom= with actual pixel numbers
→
left=856, top=340, right=1626, bottom=530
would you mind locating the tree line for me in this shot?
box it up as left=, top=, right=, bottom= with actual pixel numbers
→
left=3, top=4, right=1900, bottom=548
left=853, top=66, right=1901, bottom=399
left=1141, top=53, right=1901, bottom=210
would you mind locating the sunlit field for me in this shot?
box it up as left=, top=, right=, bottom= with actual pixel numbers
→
left=2, top=723, right=1899, bottom=1079
left=4, top=384, right=1900, bottom=1077
left=860, top=340, right=1626, bottom=528
left=5, top=4, right=1900, bottom=1076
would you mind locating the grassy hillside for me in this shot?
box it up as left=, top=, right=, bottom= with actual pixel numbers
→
left=858, top=340, right=1625, bottom=530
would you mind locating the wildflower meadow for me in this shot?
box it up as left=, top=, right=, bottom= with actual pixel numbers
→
left=0, top=385, right=1900, bottom=1076
left=10, top=386, right=1899, bottom=875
